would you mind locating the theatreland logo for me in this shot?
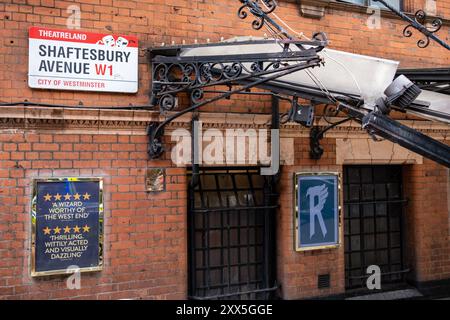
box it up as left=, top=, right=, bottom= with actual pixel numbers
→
left=32, top=178, right=103, bottom=277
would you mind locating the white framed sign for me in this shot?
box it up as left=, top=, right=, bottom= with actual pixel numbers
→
left=28, top=26, right=138, bottom=93
left=294, top=172, right=341, bottom=251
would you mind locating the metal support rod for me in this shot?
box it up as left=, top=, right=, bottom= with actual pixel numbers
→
left=363, top=112, right=450, bottom=167
left=374, top=0, right=450, bottom=50
left=190, top=99, right=200, bottom=188
left=240, top=0, right=291, bottom=38
left=310, top=117, right=354, bottom=160
left=188, top=284, right=279, bottom=300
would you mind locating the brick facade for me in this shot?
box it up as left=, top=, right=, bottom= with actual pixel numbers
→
left=0, top=121, right=188, bottom=299
left=1, top=0, right=449, bottom=299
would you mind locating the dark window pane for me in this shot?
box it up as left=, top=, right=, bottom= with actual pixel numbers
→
left=351, top=236, right=361, bottom=251
left=351, top=219, right=360, bottom=234
left=202, top=174, right=217, bottom=190
left=360, top=167, right=372, bottom=183
left=350, top=204, right=360, bottom=218
left=364, top=234, right=375, bottom=250
left=362, top=184, right=374, bottom=200
left=364, top=218, right=375, bottom=233
left=376, top=251, right=388, bottom=265
left=377, top=217, right=388, bottom=232
left=390, top=232, right=401, bottom=247
left=375, top=183, right=387, bottom=200
left=218, top=174, right=233, bottom=189
left=375, top=203, right=387, bottom=216
left=364, top=251, right=376, bottom=266
left=351, top=253, right=361, bottom=268
left=349, top=185, right=360, bottom=201
left=376, top=234, right=388, bottom=249
left=235, top=174, right=250, bottom=189
left=390, top=216, right=400, bottom=232
left=347, top=168, right=361, bottom=183
left=387, top=183, right=401, bottom=199
left=391, top=248, right=402, bottom=263
left=205, top=191, right=221, bottom=207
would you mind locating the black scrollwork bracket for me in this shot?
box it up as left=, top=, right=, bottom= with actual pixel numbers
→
left=147, top=48, right=325, bottom=159
left=373, top=0, right=449, bottom=50
left=238, top=0, right=287, bottom=36
left=147, top=123, right=164, bottom=159
left=310, top=104, right=355, bottom=160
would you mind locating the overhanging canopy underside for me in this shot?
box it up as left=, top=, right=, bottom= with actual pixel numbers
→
left=149, top=37, right=450, bottom=168
left=181, top=38, right=450, bottom=124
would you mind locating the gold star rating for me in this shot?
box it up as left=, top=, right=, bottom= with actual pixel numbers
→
left=63, top=226, right=71, bottom=234
left=82, top=225, right=90, bottom=233
left=54, top=193, right=62, bottom=201
left=43, top=227, right=51, bottom=235
left=83, top=192, right=91, bottom=200
left=73, top=193, right=81, bottom=200
left=64, top=193, right=72, bottom=201
left=53, top=226, right=61, bottom=234
left=73, top=225, right=81, bottom=233
left=44, top=193, right=52, bottom=201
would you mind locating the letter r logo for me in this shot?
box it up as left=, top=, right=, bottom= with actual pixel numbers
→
left=306, top=184, right=329, bottom=239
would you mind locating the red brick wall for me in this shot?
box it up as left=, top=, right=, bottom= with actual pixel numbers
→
left=0, top=130, right=187, bottom=299
left=403, top=160, right=450, bottom=283
left=277, top=138, right=345, bottom=299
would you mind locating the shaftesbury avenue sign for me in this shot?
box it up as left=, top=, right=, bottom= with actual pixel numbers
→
left=294, top=173, right=341, bottom=251
left=28, top=26, right=138, bottom=93
left=31, top=178, right=103, bottom=277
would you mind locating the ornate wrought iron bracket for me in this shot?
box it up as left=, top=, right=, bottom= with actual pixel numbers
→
left=310, top=101, right=371, bottom=160
left=148, top=11, right=328, bottom=160
left=145, top=0, right=450, bottom=168
left=373, top=0, right=449, bottom=50
left=147, top=0, right=331, bottom=159
left=238, top=0, right=290, bottom=38
left=310, top=117, right=354, bottom=160
left=147, top=49, right=325, bottom=159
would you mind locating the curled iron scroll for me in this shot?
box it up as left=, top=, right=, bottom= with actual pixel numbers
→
left=403, top=10, right=443, bottom=49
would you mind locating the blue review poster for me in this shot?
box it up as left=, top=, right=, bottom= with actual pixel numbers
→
left=297, top=174, right=339, bottom=249
left=33, top=179, right=102, bottom=275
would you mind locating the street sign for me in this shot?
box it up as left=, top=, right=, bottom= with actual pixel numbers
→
left=28, top=26, right=138, bottom=93
left=294, top=172, right=340, bottom=251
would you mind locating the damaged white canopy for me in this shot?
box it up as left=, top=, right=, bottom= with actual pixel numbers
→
left=181, top=37, right=450, bottom=124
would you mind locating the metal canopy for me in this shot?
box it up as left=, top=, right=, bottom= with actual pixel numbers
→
left=398, top=68, right=450, bottom=95
left=147, top=0, right=450, bottom=170
left=147, top=36, right=327, bottom=159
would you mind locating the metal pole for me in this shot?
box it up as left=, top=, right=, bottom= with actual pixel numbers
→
left=373, top=0, right=450, bottom=50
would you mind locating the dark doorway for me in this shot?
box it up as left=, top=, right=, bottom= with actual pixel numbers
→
left=187, top=167, right=278, bottom=300
left=344, top=165, right=407, bottom=290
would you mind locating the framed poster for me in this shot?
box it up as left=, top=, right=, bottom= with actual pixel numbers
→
left=31, top=177, right=103, bottom=277
left=294, top=172, right=341, bottom=251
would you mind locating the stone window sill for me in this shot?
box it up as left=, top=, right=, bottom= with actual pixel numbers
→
left=298, top=0, right=449, bottom=25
